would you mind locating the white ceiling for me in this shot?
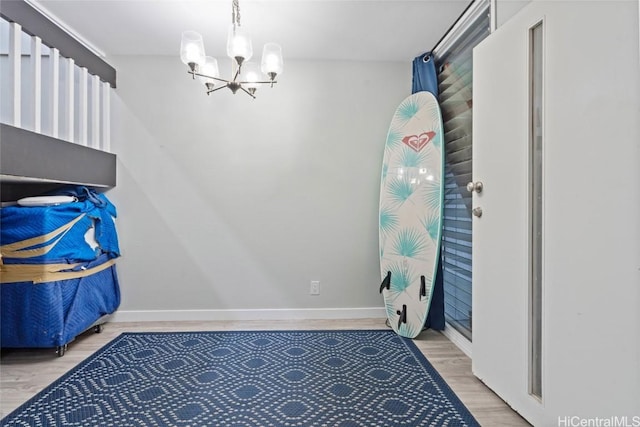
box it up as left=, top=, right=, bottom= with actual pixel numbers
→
left=30, top=0, right=471, bottom=62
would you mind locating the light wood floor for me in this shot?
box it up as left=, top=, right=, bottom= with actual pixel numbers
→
left=0, top=319, right=530, bottom=426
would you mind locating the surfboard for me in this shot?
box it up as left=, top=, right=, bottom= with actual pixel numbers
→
left=379, top=91, right=444, bottom=339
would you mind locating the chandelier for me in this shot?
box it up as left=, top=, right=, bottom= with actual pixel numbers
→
left=180, top=0, right=283, bottom=99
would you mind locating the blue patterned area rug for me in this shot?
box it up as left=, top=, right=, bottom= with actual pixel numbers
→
left=1, top=330, right=479, bottom=426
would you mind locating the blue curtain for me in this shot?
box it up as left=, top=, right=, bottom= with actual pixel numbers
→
left=412, top=52, right=439, bottom=96
left=413, top=52, right=445, bottom=331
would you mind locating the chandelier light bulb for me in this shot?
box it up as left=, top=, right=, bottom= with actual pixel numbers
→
left=227, top=25, right=253, bottom=65
left=241, top=62, right=261, bottom=90
left=198, top=56, right=220, bottom=87
left=180, top=31, right=206, bottom=70
left=261, top=43, right=283, bottom=80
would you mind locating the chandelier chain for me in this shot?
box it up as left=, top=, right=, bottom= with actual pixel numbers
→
left=232, top=0, right=241, bottom=27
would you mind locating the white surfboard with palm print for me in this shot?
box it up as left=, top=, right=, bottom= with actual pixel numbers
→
left=379, top=91, right=444, bottom=339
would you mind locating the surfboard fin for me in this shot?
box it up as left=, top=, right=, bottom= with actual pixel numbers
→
left=419, top=275, right=426, bottom=300
left=379, top=271, right=391, bottom=293
left=396, top=304, right=407, bottom=329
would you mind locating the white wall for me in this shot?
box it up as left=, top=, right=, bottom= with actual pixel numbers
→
left=542, top=0, right=640, bottom=421
left=495, top=0, right=530, bottom=28
left=108, top=55, right=411, bottom=320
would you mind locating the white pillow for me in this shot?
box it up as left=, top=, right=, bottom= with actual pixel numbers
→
left=17, top=195, right=77, bottom=207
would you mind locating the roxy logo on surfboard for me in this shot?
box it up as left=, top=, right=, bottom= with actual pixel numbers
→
left=402, top=131, right=436, bottom=152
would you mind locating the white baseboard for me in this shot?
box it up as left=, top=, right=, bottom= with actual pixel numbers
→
left=111, top=311, right=473, bottom=358
left=111, top=307, right=387, bottom=323
left=442, top=322, right=473, bottom=358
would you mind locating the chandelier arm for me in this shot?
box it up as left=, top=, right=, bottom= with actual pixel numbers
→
left=206, top=85, right=231, bottom=95
left=192, top=72, right=230, bottom=84
left=238, top=80, right=277, bottom=85
left=231, top=66, right=242, bottom=83
left=239, top=86, right=256, bottom=99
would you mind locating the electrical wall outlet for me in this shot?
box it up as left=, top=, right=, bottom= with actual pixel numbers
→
left=310, top=280, right=320, bottom=295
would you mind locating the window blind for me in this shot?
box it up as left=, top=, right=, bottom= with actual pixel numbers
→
left=435, top=4, right=490, bottom=340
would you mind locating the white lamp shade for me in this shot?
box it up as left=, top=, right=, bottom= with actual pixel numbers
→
left=180, top=31, right=206, bottom=66
left=261, top=43, right=283, bottom=76
left=198, top=56, right=220, bottom=85
left=227, top=25, right=253, bottom=62
left=241, top=62, right=262, bottom=89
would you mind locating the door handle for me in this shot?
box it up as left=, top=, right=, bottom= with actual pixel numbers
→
left=472, top=207, right=483, bottom=217
left=466, top=181, right=484, bottom=193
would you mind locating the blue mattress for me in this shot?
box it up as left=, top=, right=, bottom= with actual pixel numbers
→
left=0, top=191, right=119, bottom=264
left=1, top=188, right=121, bottom=349
left=1, top=254, right=120, bottom=348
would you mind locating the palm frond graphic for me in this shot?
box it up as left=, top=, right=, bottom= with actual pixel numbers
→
left=399, top=146, right=426, bottom=169
left=431, top=129, right=443, bottom=149
left=384, top=288, right=404, bottom=308
left=387, top=178, right=415, bottom=205
left=392, top=228, right=427, bottom=259
left=387, top=262, right=414, bottom=293
left=379, top=207, right=399, bottom=237
left=420, top=212, right=441, bottom=241
left=381, top=163, right=388, bottom=182
left=385, top=128, right=404, bottom=151
left=424, top=103, right=442, bottom=129
left=395, top=96, right=426, bottom=125
left=423, top=178, right=443, bottom=211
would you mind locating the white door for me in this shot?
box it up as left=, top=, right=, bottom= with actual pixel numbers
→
left=471, top=3, right=534, bottom=418
left=471, top=1, right=640, bottom=425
